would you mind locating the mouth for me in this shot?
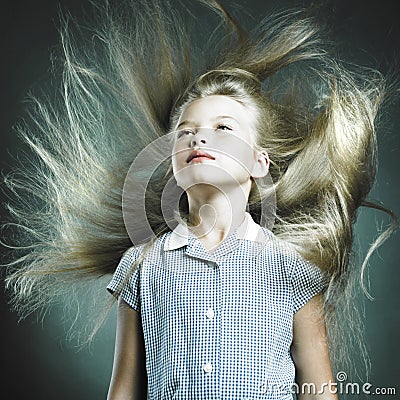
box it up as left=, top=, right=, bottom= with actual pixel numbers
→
left=186, top=150, right=215, bottom=163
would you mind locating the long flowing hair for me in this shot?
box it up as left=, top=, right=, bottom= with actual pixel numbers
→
left=2, top=0, right=397, bottom=380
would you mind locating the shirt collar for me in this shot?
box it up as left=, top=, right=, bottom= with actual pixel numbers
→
left=163, top=212, right=264, bottom=251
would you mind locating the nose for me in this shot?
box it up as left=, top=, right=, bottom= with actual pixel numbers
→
left=190, top=130, right=207, bottom=147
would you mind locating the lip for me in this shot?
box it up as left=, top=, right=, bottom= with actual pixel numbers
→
left=186, top=150, right=215, bottom=163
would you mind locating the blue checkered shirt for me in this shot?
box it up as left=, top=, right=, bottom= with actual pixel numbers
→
left=107, top=212, right=327, bottom=399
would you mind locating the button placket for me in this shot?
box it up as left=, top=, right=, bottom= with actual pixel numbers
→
left=201, top=262, right=219, bottom=381
left=205, top=261, right=217, bottom=321
left=203, top=301, right=215, bottom=375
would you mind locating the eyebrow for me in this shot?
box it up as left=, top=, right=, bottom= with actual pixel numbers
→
left=214, top=115, right=240, bottom=125
left=177, top=120, right=196, bottom=129
left=177, top=115, right=240, bottom=129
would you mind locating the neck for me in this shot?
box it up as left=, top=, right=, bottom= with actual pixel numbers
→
left=185, top=182, right=250, bottom=249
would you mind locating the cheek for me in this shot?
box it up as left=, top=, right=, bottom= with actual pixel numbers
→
left=222, top=152, right=256, bottom=175
left=171, top=140, right=187, bottom=170
left=215, top=135, right=257, bottom=171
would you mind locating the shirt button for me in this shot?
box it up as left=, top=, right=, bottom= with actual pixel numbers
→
left=206, top=308, right=215, bottom=319
left=207, top=261, right=215, bottom=267
left=203, top=363, right=213, bottom=373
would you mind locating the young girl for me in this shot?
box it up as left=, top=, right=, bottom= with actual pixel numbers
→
left=106, top=74, right=336, bottom=399
left=2, top=1, right=397, bottom=399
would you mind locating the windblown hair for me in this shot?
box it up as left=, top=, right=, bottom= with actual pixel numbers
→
left=2, top=0, right=396, bottom=380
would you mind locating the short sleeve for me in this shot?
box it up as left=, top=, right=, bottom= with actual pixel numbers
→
left=107, top=246, right=141, bottom=311
left=290, top=256, right=328, bottom=314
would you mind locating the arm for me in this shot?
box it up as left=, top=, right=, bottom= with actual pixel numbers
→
left=107, top=297, right=147, bottom=400
left=291, top=293, right=338, bottom=400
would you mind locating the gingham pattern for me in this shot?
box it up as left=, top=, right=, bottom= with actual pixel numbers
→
left=107, top=213, right=327, bottom=399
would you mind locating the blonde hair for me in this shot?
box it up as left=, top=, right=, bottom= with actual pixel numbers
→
left=2, top=0, right=397, bottom=379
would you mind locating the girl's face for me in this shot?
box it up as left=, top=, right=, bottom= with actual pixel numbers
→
left=172, top=95, right=268, bottom=191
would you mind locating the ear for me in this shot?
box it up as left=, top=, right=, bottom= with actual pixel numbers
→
left=251, top=150, right=269, bottom=178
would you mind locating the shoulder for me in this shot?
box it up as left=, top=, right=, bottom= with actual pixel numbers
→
left=258, top=227, right=301, bottom=265
left=257, top=228, right=325, bottom=279
left=121, top=230, right=174, bottom=266
left=120, top=243, right=146, bottom=263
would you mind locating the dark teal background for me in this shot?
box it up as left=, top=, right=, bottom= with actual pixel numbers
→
left=1, top=1, right=399, bottom=399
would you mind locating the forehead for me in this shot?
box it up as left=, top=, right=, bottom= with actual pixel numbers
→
left=177, top=95, right=255, bottom=126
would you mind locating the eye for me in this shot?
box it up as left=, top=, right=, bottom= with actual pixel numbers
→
left=216, top=124, right=233, bottom=132
left=176, top=128, right=195, bottom=139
